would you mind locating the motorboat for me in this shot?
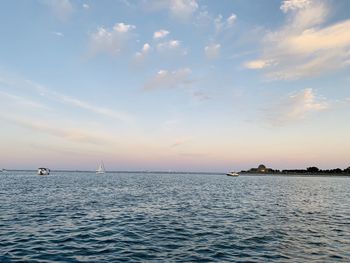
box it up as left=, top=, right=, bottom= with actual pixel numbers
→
left=37, top=168, right=50, bottom=175
left=226, top=172, right=239, bottom=177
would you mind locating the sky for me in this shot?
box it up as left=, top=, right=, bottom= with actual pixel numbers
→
left=1, top=0, right=350, bottom=172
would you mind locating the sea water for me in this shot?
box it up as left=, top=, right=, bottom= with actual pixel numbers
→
left=1, top=171, right=349, bottom=262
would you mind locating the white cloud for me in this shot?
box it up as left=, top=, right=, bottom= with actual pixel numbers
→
left=227, top=14, right=237, bottom=26
left=142, top=43, right=151, bottom=53
left=134, top=43, right=152, bottom=62
left=144, top=0, right=199, bottom=20
left=58, top=95, right=131, bottom=122
left=45, top=0, right=74, bottom=20
left=144, top=68, right=192, bottom=90
left=89, top=23, right=136, bottom=56
left=169, top=0, right=198, bottom=20
left=52, top=31, right=64, bottom=37
left=194, top=10, right=212, bottom=26
left=204, top=43, right=221, bottom=59
left=280, top=0, right=311, bottom=13
left=246, top=1, right=350, bottom=80
left=26, top=80, right=132, bottom=123
left=114, top=22, right=136, bottom=33
left=214, top=13, right=237, bottom=32
left=82, top=3, right=90, bottom=9
left=0, top=114, right=111, bottom=145
left=266, top=88, right=329, bottom=125
left=214, top=15, right=223, bottom=32
left=0, top=91, right=49, bottom=110
left=0, top=74, right=132, bottom=123
left=244, top=59, right=275, bottom=69
left=153, top=29, right=170, bottom=39
left=156, top=40, right=183, bottom=53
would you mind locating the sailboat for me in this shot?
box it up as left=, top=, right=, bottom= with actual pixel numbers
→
left=96, top=161, right=106, bottom=174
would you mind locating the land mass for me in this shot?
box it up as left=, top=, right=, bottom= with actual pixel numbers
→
left=240, top=164, right=350, bottom=176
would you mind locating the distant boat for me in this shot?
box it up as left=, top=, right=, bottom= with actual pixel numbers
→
left=38, top=168, right=50, bottom=175
left=96, top=161, right=106, bottom=174
left=226, top=172, right=239, bottom=177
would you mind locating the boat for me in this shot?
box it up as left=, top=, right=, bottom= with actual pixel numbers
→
left=226, top=171, right=239, bottom=177
left=96, top=161, right=106, bottom=174
left=37, top=168, right=50, bottom=175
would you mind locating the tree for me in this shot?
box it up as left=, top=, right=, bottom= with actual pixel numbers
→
left=307, top=167, right=319, bottom=173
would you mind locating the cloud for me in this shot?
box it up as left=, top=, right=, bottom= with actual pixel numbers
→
left=169, top=0, right=198, bottom=20
left=82, top=3, right=89, bottom=9
left=0, top=114, right=111, bottom=145
left=144, top=0, right=199, bottom=21
left=227, top=14, right=237, bottom=26
left=204, top=43, right=221, bottom=59
left=280, top=0, right=311, bottom=13
left=244, top=59, right=275, bottom=69
left=52, top=31, right=64, bottom=37
left=0, top=74, right=132, bottom=123
left=141, top=43, right=151, bottom=53
left=266, top=88, right=329, bottom=125
left=0, top=91, right=49, bottom=110
left=57, top=95, right=131, bottom=122
left=26, top=80, right=132, bottom=123
left=191, top=91, right=210, bottom=102
left=245, top=0, right=350, bottom=80
left=45, top=0, right=74, bottom=21
left=89, top=23, right=136, bottom=56
left=134, top=43, right=152, bottom=62
left=114, top=22, right=136, bottom=33
left=171, top=137, right=191, bottom=148
left=157, top=40, right=180, bottom=50
left=214, top=13, right=237, bottom=32
left=153, top=29, right=170, bottom=39
left=144, top=68, right=192, bottom=90
left=156, top=40, right=186, bottom=55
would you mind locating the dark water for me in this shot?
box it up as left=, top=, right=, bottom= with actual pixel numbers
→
left=1, top=171, right=350, bottom=262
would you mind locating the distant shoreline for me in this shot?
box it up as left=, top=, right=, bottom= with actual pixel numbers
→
left=2, top=170, right=350, bottom=177
left=239, top=173, right=350, bottom=177
left=1, top=169, right=224, bottom=175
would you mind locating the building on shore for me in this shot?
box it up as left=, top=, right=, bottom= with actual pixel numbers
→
left=241, top=164, right=277, bottom=174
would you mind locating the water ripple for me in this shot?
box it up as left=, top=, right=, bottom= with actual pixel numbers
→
left=1, top=172, right=350, bottom=262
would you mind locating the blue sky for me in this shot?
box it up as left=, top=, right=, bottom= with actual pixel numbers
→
left=1, top=0, right=350, bottom=171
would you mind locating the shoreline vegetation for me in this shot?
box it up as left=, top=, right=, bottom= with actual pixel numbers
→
left=240, top=164, right=350, bottom=176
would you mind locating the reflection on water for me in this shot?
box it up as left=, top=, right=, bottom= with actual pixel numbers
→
left=1, top=172, right=349, bottom=262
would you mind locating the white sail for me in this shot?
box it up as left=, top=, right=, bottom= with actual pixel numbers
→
left=96, top=161, right=105, bottom=174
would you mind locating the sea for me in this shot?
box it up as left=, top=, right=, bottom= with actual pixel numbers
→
left=0, top=171, right=349, bottom=262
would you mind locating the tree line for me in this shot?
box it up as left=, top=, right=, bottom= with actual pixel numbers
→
left=241, top=166, right=350, bottom=175
left=280, top=166, right=350, bottom=174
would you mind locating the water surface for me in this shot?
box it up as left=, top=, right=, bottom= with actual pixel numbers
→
left=1, top=171, right=349, bottom=262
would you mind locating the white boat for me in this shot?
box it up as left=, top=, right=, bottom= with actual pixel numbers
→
left=96, top=161, right=106, bottom=174
left=226, top=172, right=239, bottom=177
left=38, top=168, right=50, bottom=175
